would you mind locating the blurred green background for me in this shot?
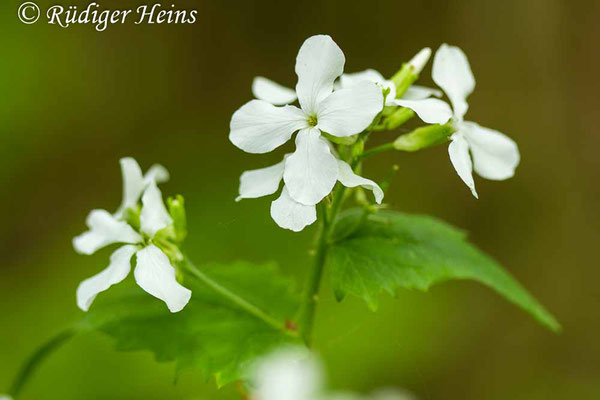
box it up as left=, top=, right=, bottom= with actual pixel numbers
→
left=1, top=0, right=599, bottom=398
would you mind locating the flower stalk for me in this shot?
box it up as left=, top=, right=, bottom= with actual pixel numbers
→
left=297, top=186, right=347, bottom=345
left=181, top=257, right=298, bottom=338
left=8, top=328, right=75, bottom=399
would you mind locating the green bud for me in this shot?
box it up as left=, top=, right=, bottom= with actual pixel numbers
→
left=390, top=63, right=417, bottom=99
left=168, top=195, right=187, bottom=243
left=390, top=48, right=431, bottom=98
left=381, top=107, right=415, bottom=131
left=394, top=124, right=455, bottom=152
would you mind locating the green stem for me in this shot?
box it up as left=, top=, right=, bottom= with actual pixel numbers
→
left=8, top=328, right=75, bottom=398
left=181, top=257, right=297, bottom=338
left=358, top=142, right=396, bottom=161
left=297, top=186, right=347, bottom=345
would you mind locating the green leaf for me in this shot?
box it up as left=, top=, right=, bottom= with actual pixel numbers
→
left=327, top=209, right=560, bottom=331
left=76, top=261, right=301, bottom=387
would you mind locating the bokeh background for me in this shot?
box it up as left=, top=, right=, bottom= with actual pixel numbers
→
left=1, top=0, right=599, bottom=398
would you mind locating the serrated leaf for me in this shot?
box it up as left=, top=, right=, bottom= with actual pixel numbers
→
left=327, top=209, right=560, bottom=331
left=76, top=261, right=301, bottom=387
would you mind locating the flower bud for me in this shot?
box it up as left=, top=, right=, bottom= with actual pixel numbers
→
left=168, top=195, right=187, bottom=243
left=407, top=47, right=432, bottom=74
left=381, top=107, right=415, bottom=131
left=394, top=124, right=454, bottom=152
left=390, top=48, right=432, bottom=98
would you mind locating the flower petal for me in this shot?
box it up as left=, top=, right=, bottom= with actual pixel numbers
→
left=73, top=209, right=142, bottom=255
left=116, top=157, right=144, bottom=217
left=284, top=128, right=338, bottom=205
left=144, top=164, right=169, bottom=185
left=462, top=121, right=520, bottom=180
left=295, top=35, right=345, bottom=115
left=392, top=98, right=453, bottom=124
left=270, top=187, right=317, bottom=232
left=337, top=160, right=383, bottom=204
left=76, top=245, right=137, bottom=311
left=252, top=77, right=297, bottom=105
left=448, top=133, right=478, bottom=198
left=229, top=100, right=308, bottom=154
left=432, top=44, right=475, bottom=120
left=339, top=69, right=385, bottom=88
left=316, top=81, right=383, bottom=137
left=140, top=181, right=173, bottom=237
left=402, top=85, right=443, bottom=100
left=236, top=159, right=285, bottom=201
left=134, top=244, right=192, bottom=313
left=116, top=158, right=169, bottom=218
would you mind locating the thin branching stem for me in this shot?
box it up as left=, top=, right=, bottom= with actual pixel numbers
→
left=9, top=328, right=75, bottom=398
left=182, top=257, right=298, bottom=338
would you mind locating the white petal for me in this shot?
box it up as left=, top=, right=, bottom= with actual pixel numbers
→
left=270, top=187, right=317, bottom=232
left=116, top=157, right=145, bottom=217
left=316, top=81, right=383, bottom=137
left=338, top=69, right=385, bottom=89
left=339, top=71, right=396, bottom=105
left=402, top=85, right=443, bottom=100
left=462, top=121, right=520, bottom=180
left=134, top=244, right=192, bottom=313
left=0, top=395, right=14, bottom=400
left=140, top=181, right=173, bottom=237
left=432, top=44, right=475, bottom=120
left=408, top=47, right=432, bottom=74
left=252, top=77, right=297, bottom=105
left=144, top=164, right=169, bottom=185
left=116, top=158, right=169, bottom=218
left=337, top=160, right=384, bottom=204
left=283, top=128, right=338, bottom=205
left=295, top=35, right=345, bottom=115
left=229, top=100, right=308, bottom=154
left=236, top=159, right=285, bottom=201
left=73, top=209, right=142, bottom=255
left=448, top=134, right=478, bottom=198
left=392, top=98, right=453, bottom=124
left=76, top=245, right=137, bottom=311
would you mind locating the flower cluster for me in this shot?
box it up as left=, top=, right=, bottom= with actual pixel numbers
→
left=230, top=35, right=520, bottom=231
left=72, top=158, right=191, bottom=313
left=230, top=35, right=385, bottom=232
left=250, top=346, right=416, bottom=400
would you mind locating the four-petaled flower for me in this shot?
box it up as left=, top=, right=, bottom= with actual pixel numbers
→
left=230, top=34, right=385, bottom=231
left=427, top=44, right=521, bottom=197
left=73, top=158, right=192, bottom=313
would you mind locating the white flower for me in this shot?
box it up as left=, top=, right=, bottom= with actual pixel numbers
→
left=0, top=395, right=13, bottom=400
left=250, top=346, right=323, bottom=400
left=230, top=35, right=385, bottom=231
left=428, top=44, right=520, bottom=198
left=72, top=159, right=191, bottom=313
